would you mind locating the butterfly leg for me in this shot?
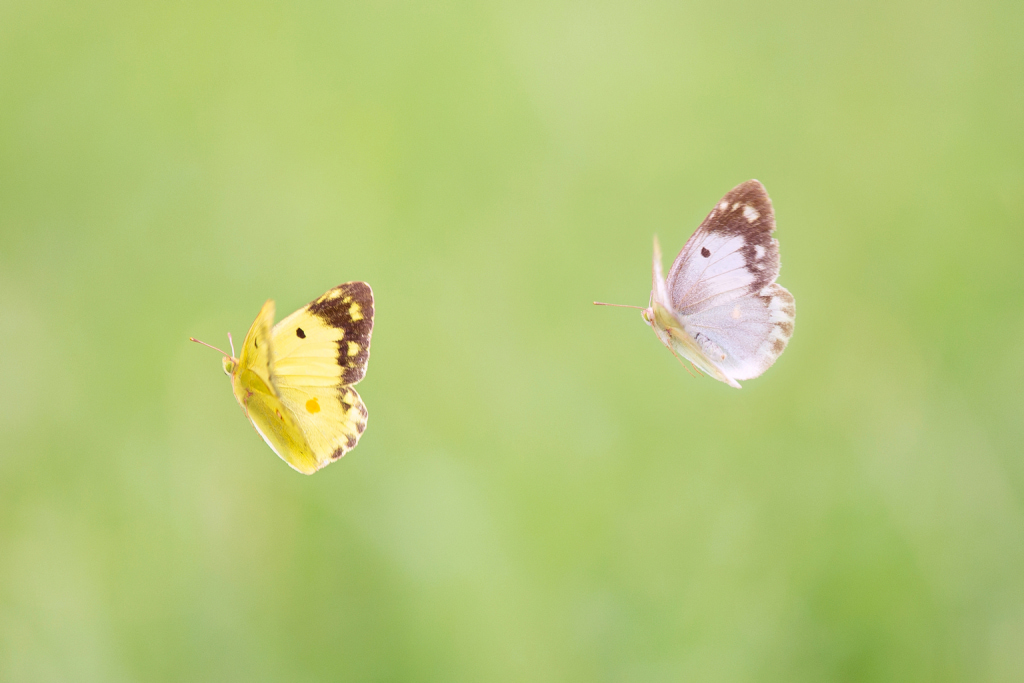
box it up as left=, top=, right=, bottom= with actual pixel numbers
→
left=655, top=330, right=698, bottom=379
left=675, top=351, right=698, bottom=378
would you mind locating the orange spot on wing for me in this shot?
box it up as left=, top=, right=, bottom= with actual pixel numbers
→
left=305, top=397, right=321, bottom=414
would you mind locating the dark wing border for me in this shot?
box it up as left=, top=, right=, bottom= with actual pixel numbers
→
left=307, top=281, right=375, bottom=385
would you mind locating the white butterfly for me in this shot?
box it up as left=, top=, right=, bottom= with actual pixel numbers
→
left=598, top=180, right=795, bottom=388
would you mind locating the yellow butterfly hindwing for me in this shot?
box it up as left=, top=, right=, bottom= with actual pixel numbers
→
left=225, top=282, right=374, bottom=474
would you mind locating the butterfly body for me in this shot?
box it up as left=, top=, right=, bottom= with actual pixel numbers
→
left=640, top=180, right=795, bottom=388
left=217, top=282, right=374, bottom=474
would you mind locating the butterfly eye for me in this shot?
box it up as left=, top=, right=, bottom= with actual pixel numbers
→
left=701, top=247, right=711, bottom=258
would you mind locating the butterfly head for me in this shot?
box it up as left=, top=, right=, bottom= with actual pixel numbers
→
left=190, top=334, right=239, bottom=377
left=640, top=291, right=655, bottom=326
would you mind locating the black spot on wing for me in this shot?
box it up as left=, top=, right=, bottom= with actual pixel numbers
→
left=308, top=281, right=374, bottom=385
left=701, top=247, right=710, bottom=257
left=296, top=327, right=305, bottom=338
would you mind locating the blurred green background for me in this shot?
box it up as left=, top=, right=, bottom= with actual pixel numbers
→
left=2, top=0, right=1022, bottom=680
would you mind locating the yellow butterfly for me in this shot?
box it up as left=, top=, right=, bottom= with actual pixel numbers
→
left=192, top=282, right=374, bottom=474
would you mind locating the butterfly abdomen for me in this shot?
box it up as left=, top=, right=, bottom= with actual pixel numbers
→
left=693, top=331, right=727, bottom=361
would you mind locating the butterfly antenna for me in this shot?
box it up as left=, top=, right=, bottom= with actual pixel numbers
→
left=190, top=337, right=230, bottom=356
left=228, top=332, right=235, bottom=358
left=593, top=301, right=643, bottom=309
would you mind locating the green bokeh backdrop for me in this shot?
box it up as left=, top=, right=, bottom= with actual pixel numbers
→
left=2, top=0, right=1023, bottom=681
